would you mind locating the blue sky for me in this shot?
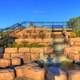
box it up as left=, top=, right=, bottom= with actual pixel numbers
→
left=0, top=0, right=80, bottom=28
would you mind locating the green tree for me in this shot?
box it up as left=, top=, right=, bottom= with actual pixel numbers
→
left=68, top=16, right=80, bottom=30
left=68, top=17, right=80, bottom=37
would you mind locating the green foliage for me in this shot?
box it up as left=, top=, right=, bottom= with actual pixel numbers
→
left=74, top=29, right=80, bottom=37
left=23, top=43, right=45, bottom=48
left=68, top=16, right=80, bottom=29
left=11, top=42, right=45, bottom=48
left=69, top=32, right=76, bottom=38
left=0, top=32, right=8, bottom=38
left=11, top=42, right=20, bottom=48
left=68, top=16, right=80, bottom=37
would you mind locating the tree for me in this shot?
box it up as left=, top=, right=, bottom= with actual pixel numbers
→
left=68, top=17, right=80, bottom=37
left=68, top=16, right=80, bottom=30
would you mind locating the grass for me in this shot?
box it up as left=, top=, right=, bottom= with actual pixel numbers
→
left=11, top=42, right=45, bottom=48
left=23, top=43, right=45, bottom=48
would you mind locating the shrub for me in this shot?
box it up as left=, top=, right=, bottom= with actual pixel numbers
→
left=74, top=29, right=80, bottom=37
left=23, top=43, right=45, bottom=48
left=69, top=32, right=76, bottom=38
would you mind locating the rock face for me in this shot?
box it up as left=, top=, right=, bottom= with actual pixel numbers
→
left=0, top=58, right=22, bottom=68
left=0, top=59, right=10, bottom=68
left=0, top=60, right=45, bottom=80
left=15, top=65, right=45, bottom=80
left=69, top=38, right=80, bottom=46
left=0, top=27, right=76, bottom=80
left=3, top=47, right=53, bottom=62
left=10, top=27, right=53, bottom=46
left=64, top=47, right=80, bottom=61
left=0, top=69, right=15, bottom=80
left=68, top=70, right=80, bottom=80
left=11, top=57, right=22, bottom=66
left=15, top=38, right=53, bottom=46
